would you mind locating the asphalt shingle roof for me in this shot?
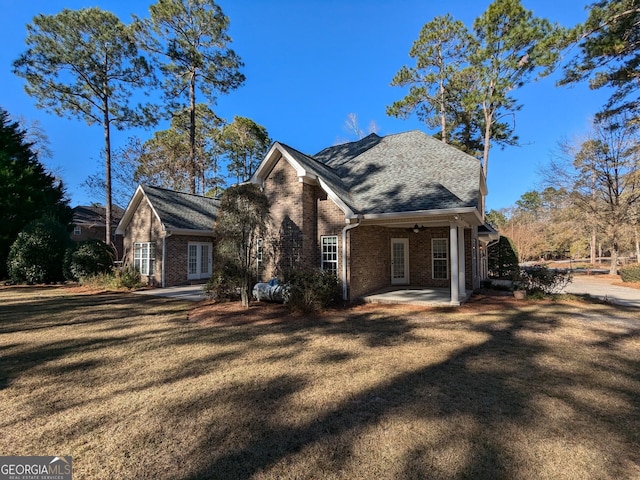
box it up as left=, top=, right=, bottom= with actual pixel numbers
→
left=142, top=185, right=219, bottom=231
left=72, top=205, right=124, bottom=227
left=278, top=131, right=482, bottom=215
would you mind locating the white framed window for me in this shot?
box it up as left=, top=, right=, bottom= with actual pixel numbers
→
left=321, top=236, right=338, bottom=275
left=73, top=226, right=81, bottom=236
left=134, top=242, right=155, bottom=276
left=256, top=238, right=263, bottom=265
left=432, top=238, right=448, bottom=280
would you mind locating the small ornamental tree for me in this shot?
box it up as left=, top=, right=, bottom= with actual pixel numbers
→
left=488, top=235, right=519, bottom=280
left=7, top=217, right=70, bottom=284
left=214, top=183, right=270, bottom=307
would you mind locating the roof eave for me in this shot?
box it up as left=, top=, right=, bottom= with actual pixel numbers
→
left=359, top=206, right=483, bottom=226
left=165, top=229, right=215, bottom=237
left=115, top=185, right=164, bottom=235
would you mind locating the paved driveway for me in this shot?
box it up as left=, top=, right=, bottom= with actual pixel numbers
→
left=134, top=285, right=206, bottom=302
left=561, top=274, right=640, bottom=308
left=134, top=275, right=640, bottom=310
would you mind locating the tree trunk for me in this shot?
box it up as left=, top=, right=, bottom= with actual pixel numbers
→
left=482, top=104, right=492, bottom=177
left=189, top=70, right=197, bottom=194
left=609, top=240, right=619, bottom=275
left=635, top=227, right=640, bottom=263
left=438, top=46, right=447, bottom=144
left=103, top=95, right=112, bottom=247
left=590, top=228, right=596, bottom=265
left=240, top=276, right=250, bottom=308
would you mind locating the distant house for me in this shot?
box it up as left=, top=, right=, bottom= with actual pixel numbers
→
left=118, top=131, right=498, bottom=304
left=116, top=185, right=219, bottom=287
left=71, top=205, right=124, bottom=259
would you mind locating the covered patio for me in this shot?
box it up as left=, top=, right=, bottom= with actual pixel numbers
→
left=361, top=286, right=472, bottom=307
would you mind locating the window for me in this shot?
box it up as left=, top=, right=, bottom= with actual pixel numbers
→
left=73, top=226, right=81, bottom=236
left=432, top=238, right=448, bottom=280
left=256, top=238, right=263, bottom=265
left=321, top=236, right=338, bottom=275
left=134, top=242, right=155, bottom=276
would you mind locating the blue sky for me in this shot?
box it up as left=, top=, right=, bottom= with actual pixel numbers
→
left=1, top=0, right=611, bottom=210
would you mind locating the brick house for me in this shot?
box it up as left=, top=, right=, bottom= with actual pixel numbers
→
left=252, top=130, right=497, bottom=305
left=117, top=130, right=497, bottom=303
left=116, top=185, right=219, bottom=287
left=70, top=205, right=124, bottom=259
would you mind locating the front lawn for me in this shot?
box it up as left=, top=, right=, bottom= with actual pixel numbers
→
left=1, top=286, right=638, bottom=479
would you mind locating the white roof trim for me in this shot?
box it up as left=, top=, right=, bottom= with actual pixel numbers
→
left=252, top=142, right=308, bottom=183
left=360, top=206, right=480, bottom=222
left=115, top=185, right=164, bottom=235
left=165, top=228, right=215, bottom=237
left=251, top=142, right=356, bottom=219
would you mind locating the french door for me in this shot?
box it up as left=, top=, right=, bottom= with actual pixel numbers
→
left=187, top=242, right=212, bottom=280
left=391, top=238, right=409, bottom=284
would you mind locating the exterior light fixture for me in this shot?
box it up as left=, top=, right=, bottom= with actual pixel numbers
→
left=413, top=224, right=421, bottom=233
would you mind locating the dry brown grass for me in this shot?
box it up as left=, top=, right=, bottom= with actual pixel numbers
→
left=1, top=285, right=639, bottom=479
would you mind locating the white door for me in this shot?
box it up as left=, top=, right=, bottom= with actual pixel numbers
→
left=188, top=242, right=212, bottom=280
left=391, top=238, right=409, bottom=285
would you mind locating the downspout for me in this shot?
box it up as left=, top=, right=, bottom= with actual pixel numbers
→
left=341, top=216, right=362, bottom=302
left=162, top=232, right=172, bottom=288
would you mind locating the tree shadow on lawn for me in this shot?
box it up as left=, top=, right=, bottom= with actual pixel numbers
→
left=169, top=303, right=640, bottom=480
left=2, top=288, right=638, bottom=478
left=0, top=290, right=190, bottom=391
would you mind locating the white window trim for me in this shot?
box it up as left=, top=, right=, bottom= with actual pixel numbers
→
left=134, top=242, right=155, bottom=276
left=321, top=235, right=338, bottom=274
left=432, top=238, right=449, bottom=280
left=187, top=241, right=213, bottom=280
left=256, top=238, right=263, bottom=265
left=73, top=226, right=81, bottom=236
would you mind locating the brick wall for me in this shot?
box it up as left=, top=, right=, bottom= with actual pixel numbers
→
left=164, top=235, right=214, bottom=287
left=257, top=151, right=480, bottom=299
left=262, top=157, right=305, bottom=278
left=122, top=198, right=163, bottom=287
left=70, top=226, right=124, bottom=260
left=349, top=225, right=474, bottom=299
left=260, top=156, right=348, bottom=282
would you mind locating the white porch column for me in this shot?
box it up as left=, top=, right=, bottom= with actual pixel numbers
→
left=458, top=226, right=466, bottom=298
left=450, top=224, right=459, bottom=305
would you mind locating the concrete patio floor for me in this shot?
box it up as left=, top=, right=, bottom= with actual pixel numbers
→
left=361, top=287, right=466, bottom=306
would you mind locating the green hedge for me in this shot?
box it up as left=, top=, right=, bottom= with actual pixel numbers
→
left=620, top=264, right=640, bottom=282
left=7, top=217, right=69, bottom=284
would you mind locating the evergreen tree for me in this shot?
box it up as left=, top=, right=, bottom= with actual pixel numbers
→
left=221, top=116, right=270, bottom=184
left=389, top=0, right=564, bottom=175
left=0, top=109, right=71, bottom=278
left=561, top=0, right=640, bottom=118
left=13, top=7, right=156, bottom=246
left=137, top=0, right=245, bottom=194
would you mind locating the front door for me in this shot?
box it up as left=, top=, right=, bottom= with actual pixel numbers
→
left=391, top=238, right=409, bottom=284
left=188, top=242, right=212, bottom=280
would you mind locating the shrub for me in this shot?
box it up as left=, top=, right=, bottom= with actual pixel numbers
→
left=80, top=266, right=142, bottom=290
left=204, top=260, right=243, bottom=302
left=7, top=217, right=70, bottom=284
left=65, top=240, right=114, bottom=281
left=517, top=264, right=573, bottom=295
left=113, top=266, right=142, bottom=289
left=284, top=268, right=341, bottom=313
left=488, top=236, right=519, bottom=280
left=620, top=264, right=640, bottom=283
